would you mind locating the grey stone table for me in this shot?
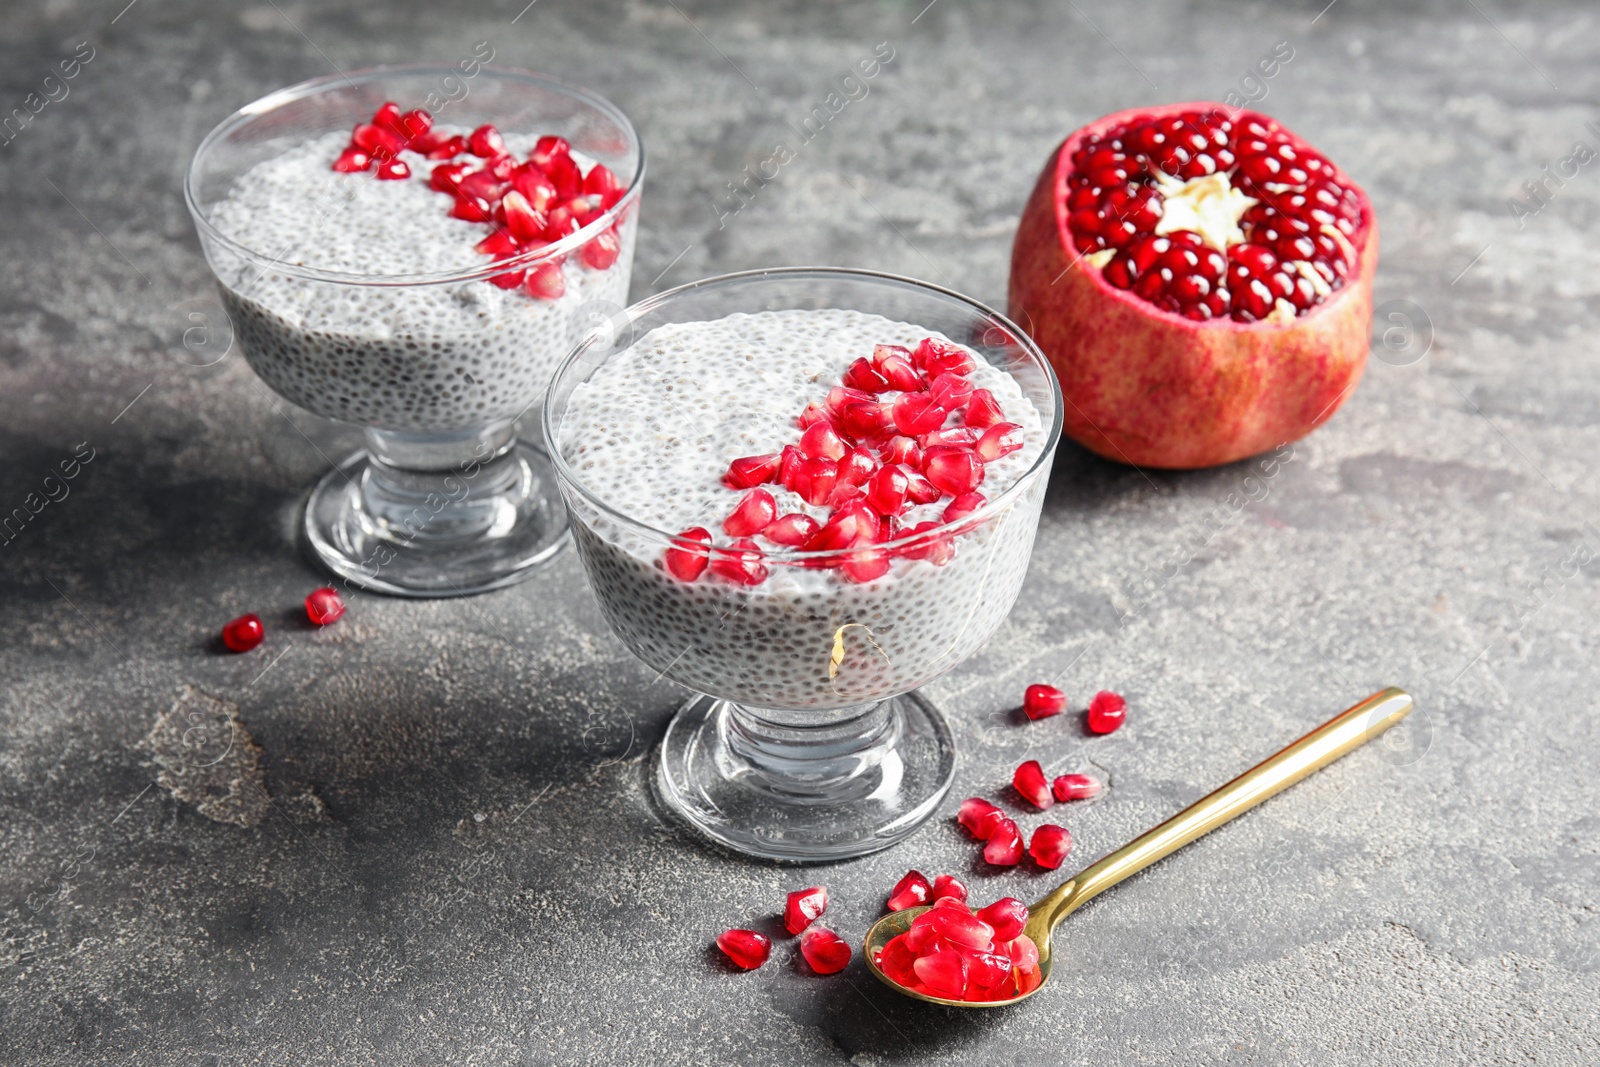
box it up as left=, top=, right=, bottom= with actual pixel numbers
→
left=2, top=0, right=1597, bottom=1063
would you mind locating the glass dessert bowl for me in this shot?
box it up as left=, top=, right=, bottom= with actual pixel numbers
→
left=185, top=64, right=644, bottom=596
left=544, top=268, right=1063, bottom=861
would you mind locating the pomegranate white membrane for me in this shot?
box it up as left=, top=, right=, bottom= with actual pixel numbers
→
left=556, top=309, right=1048, bottom=710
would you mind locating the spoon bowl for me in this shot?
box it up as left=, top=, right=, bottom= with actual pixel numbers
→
left=863, top=687, right=1414, bottom=1006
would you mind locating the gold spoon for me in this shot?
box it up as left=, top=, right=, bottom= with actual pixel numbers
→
left=863, top=687, right=1414, bottom=1007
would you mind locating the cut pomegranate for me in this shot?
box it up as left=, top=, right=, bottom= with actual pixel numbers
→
left=1028, top=824, right=1074, bottom=870
left=724, top=453, right=780, bottom=489
left=975, top=423, right=1025, bottom=462
left=764, top=512, right=820, bottom=546
left=799, top=927, right=851, bottom=975
left=784, top=885, right=829, bottom=935
left=932, top=874, right=968, bottom=903
left=1010, top=102, right=1378, bottom=469
left=1023, top=683, right=1067, bottom=720
left=922, top=447, right=985, bottom=496
left=332, top=147, right=372, bottom=173
left=891, top=392, right=948, bottom=436
left=1087, top=689, right=1127, bottom=734
left=220, top=613, right=264, bottom=653
left=1052, top=773, right=1102, bottom=801
left=964, top=389, right=1004, bottom=429
left=467, top=124, right=505, bottom=158
left=722, top=489, right=777, bottom=538
left=1012, top=759, right=1053, bottom=809
left=664, top=527, right=712, bottom=582
left=983, top=819, right=1024, bottom=865
left=886, top=870, right=932, bottom=912
left=580, top=227, right=622, bottom=270
left=957, top=797, right=1005, bottom=840
left=975, top=898, right=1028, bottom=941
left=375, top=159, right=410, bottom=181
left=524, top=261, right=566, bottom=300
left=305, top=587, right=346, bottom=626
left=710, top=538, right=768, bottom=586
left=800, top=422, right=848, bottom=462
left=716, top=928, right=771, bottom=970
left=942, top=492, right=986, bottom=524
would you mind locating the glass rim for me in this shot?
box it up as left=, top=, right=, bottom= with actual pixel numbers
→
left=183, top=62, right=646, bottom=287
left=542, top=266, right=1064, bottom=563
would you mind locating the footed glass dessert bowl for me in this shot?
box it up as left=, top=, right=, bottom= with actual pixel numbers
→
left=544, top=269, right=1062, bottom=861
left=186, top=64, right=643, bottom=596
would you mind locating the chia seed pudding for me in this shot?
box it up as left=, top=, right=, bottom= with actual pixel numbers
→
left=206, top=129, right=636, bottom=433
left=556, top=309, right=1053, bottom=710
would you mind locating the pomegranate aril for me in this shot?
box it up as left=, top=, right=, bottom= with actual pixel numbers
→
left=932, top=874, right=968, bottom=903
left=843, top=357, right=892, bottom=393
left=501, top=190, right=546, bottom=244
left=220, top=613, right=264, bottom=653
left=886, top=870, right=932, bottom=912
left=475, top=229, right=520, bottom=258
left=375, top=158, right=410, bottom=181
left=543, top=153, right=583, bottom=198
left=723, top=489, right=777, bottom=537
left=581, top=227, right=621, bottom=270
left=710, top=538, right=767, bottom=586
left=792, top=457, right=839, bottom=506
left=724, top=453, right=781, bottom=489
left=838, top=446, right=878, bottom=487
left=582, top=162, right=623, bottom=197
left=903, top=471, right=941, bottom=506
left=488, top=269, right=525, bottom=290
left=716, top=928, right=771, bottom=970
left=865, top=465, right=909, bottom=515
left=983, top=818, right=1024, bottom=866
left=796, top=402, right=832, bottom=431
left=664, top=527, right=712, bottom=582
left=975, top=898, right=1029, bottom=942
left=397, top=108, right=433, bottom=139
left=873, top=349, right=922, bottom=392
left=784, top=885, right=829, bottom=935
left=1003, top=932, right=1040, bottom=971
left=1012, top=759, right=1053, bottom=809
left=449, top=194, right=493, bottom=223
left=1028, top=824, right=1074, bottom=870
left=942, top=492, right=985, bottom=524
left=467, top=124, right=505, bottom=158
left=799, top=927, right=851, bottom=975
left=921, top=426, right=978, bottom=449
left=825, top=385, right=875, bottom=415
left=891, top=392, right=948, bottom=436
left=927, top=371, right=973, bottom=410
left=543, top=205, right=581, bottom=242
left=974, top=423, right=1024, bottom=462
left=1087, top=689, right=1127, bottom=734
left=876, top=934, right=920, bottom=988
left=352, top=123, right=404, bottom=158
left=920, top=907, right=994, bottom=951
left=964, top=389, right=1004, bottom=429
left=1053, top=773, right=1102, bottom=801
left=305, top=587, right=346, bottom=625
left=800, top=422, right=848, bottom=462
left=370, top=101, right=405, bottom=134
left=923, top=446, right=985, bottom=496
left=512, top=165, right=558, bottom=210
left=841, top=545, right=890, bottom=583
left=1023, top=683, right=1067, bottom=720
left=524, top=261, right=566, bottom=300
left=530, top=134, right=571, bottom=166
left=430, top=161, right=471, bottom=191
left=332, top=147, right=372, bottom=173
left=838, top=401, right=893, bottom=441
left=957, top=797, right=1004, bottom=840
left=898, top=521, right=954, bottom=565
left=913, top=337, right=975, bottom=377
left=881, top=435, right=922, bottom=467
left=912, top=950, right=968, bottom=1000
left=765, top=512, right=820, bottom=547
left=963, top=950, right=1015, bottom=999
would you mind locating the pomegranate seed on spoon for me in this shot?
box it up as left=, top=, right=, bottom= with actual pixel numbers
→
left=1028, top=824, right=1074, bottom=869
left=912, top=951, right=967, bottom=999
left=784, top=885, right=829, bottom=934
left=799, top=927, right=851, bottom=975
left=886, top=870, right=932, bottom=912
left=931, top=874, right=968, bottom=902
left=974, top=897, right=1029, bottom=941
left=524, top=261, right=566, bottom=300
left=220, top=613, right=264, bottom=653
left=1012, top=759, right=1053, bottom=809
left=1053, top=773, right=1102, bottom=801
left=304, top=587, right=346, bottom=625
left=1023, top=683, right=1067, bottom=720
left=983, top=819, right=1024, bottom=865
left=664, top=527, right=712, bottom=582
left=716, top=929, right=771, bottom=970
left=723, top=489, right=777, bottom=537
left=957, top=797, right=1004, bottom=839
left=764, top=513, right=820, bottom=547
left=1087, top=689, right=1128, bottom=734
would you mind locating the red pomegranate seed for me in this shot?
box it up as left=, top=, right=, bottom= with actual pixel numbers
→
left=530, top=134, right=571, bottom=167
left=581, top=227, right=621, bottom=270
left=799, top=927, right=851, bottom=975
left=923, top=447, right=985, bottom=496
left=927, top=372, right=974, bottom=410
left=902, top=470, right=941, bottom=506
left=543, top=153, right=583, bottom=199
left=220, top=613, right=264, bottom=653
left=1028, top=824, right=1074, bottom=870
left=488, top=269, right=525, bottom=290
left=724, top=453, right=780, bottom=489
left=499, top=190, right=545, bottom=244
left=913, top=337, right=975, bottom=377
left=881, top=435, right=922, bottom=467
left=975, top=423, right=1025, bottom=462
left=872, top=345, right=922, bottom=391
left=428, top=133, right=469, bottom=159
left=474, top=229, right=519, bottom=258
left=891, top=392, right=948, bottom=436
left=921, top=426, right=978, bottom=449
left=931, top=874, right=968, bottom=903
left=457, top=169, right=507, bottom=202
left=512, top=165, right=558, bottom=210
left=864, top=465, right=909, bottom=515
left=983, top=819, right=1024, bottom=865
left=825, top=385, right=875, bottom=415
left=664, top=527, right=712, bottom=582
left=375, top=159, right=410, bottom=181
left=1053, top=773, right=1102, bottom=801
left=875, top=934, right=920, bottom=988
left=838, top=446, right=878, bottom=487
left=1087, top=689, right=1127, bottom=734
left=843, top=357, right=892, bottom=393
left=841, top=545, right=890, bottom=583
left=964, top=389, right=1004, bottom=429
left=1023, top=683, right=1066, bottom=720
left=450, top=194, right=493, bottom=223
left=838, top=401, right=893, bottom=441
left=467, top=124, right=505, bottom=158
left=723, top=489, right=777, bottom=537
left=430, top=161, right=471, bottom=191
left=1012, top=759, right=1053, bottom=809
left=957, top=797, right=1004, bottom=840
left=912, top=950, right=967, bottom=999
left=791, top=457, right=838, bottom=507
left=370, top=101, right=405, bottom=134
left=397, top=108, right=432, bottom=138
left=796, top=403, right=833, bottom=432
left=1004, top=932, right=1040, bottom=971
left=777, top=445, right=804, bottom=488
left=716, top=928, right=771, bottom=970
left=764, top=513, right=819, bottom=547
left=352, top=123, right=404, bottom=158
left=898, top=520, right=954, bottom=565
left=919, top=906, right=995, bottom=951
left=543, top=205, right=581, bottom=242
left=974, top=898, right=1028, bottom=941
left=942, top=491, right=986, bottom=524
left=965, top=950, right=1017, bottom=1000
left=524, top=261, right=566, bottom=300
left=800, top=422, right=847, bottom=462
left=305, top=587, right=345, bottom=625
left=581, top=161, right=622, bottom=196
left=801, top=507, right=868, bottom=556
left=784, top=885, right=829, bottom=935
left=332, top=146, right=372, bottom=173
left=710, top=538, right=768, bottom=586
left=886, top=870, right=932, bottom=912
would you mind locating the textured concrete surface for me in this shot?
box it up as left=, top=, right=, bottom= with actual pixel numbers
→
left=2, top=0, right=1599, bottom=1063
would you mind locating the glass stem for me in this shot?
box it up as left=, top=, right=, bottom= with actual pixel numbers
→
left=720, top=699, right=905, bottom=802
left=359, top=420, right=525, bottom=545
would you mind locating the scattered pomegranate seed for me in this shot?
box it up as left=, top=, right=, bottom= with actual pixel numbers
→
left=716, top=928, right=771, bottom=970
left=1012, top=759, right=1053, bottom=809
left=710, top=538, right=768, bottom=586
left=886, top=870, right=933, bottom=912
left=975, top=422, right=1025, bottom=462
left=524, top=261, right=566, bottom=300
left=764, top=512, right=820, bottom=547
left=664, top=527, right=712, bottom=582
left=1023, top=683, right=1067, bottom=720
left=374, top=159, right=410, bottom=181
left=724, top=453, right=780, bottom=489
left=220, top=613, right=264, bottom=653
left=581, top=227, right=621, bottom=270
left=891, top=392, right=948, bottom=436
left=799, top=927, right=851, bottom=975
left=1028, top=824, right=1074, bottom=870
left=942, top=491, right=986, bottom=524
left=957, top=797, right=1005, bottom=840
left=1087, top=690, right=1128, bottom=734
left=975, top=898, right=1028, bottom=941
left=784, top=885, right=829, bottom=935
left=1052, top=773, right=1102, bottom=801
left=964, top=389, right=1004, bottom=429
left=305, top=587, right=346, bottom=625
left=983, top=818, right=1024, bottom=865
left=332, top=147, right=372, bottom=173
left=923, top=447, right=985, bottom=496
left=466, top=124, right=505, bottom=158
left=722, top=489, right=777, bottom=538
left=931, top=874, right=968, bottom=903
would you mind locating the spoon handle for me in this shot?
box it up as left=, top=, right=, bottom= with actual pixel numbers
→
left=1039, top=687, right=1413, bottom=930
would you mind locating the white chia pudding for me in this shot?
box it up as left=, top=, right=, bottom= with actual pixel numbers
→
left=206, top=130, right=636, bottom=433
left=556, top=309, right=1054, bottom=710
